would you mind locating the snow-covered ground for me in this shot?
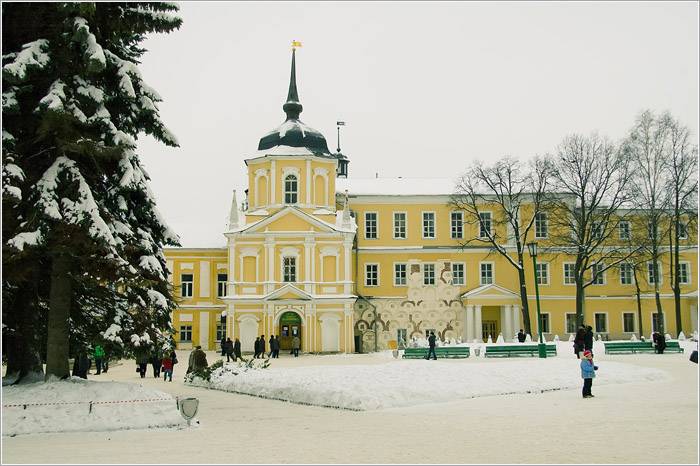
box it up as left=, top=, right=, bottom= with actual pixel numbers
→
left=2, top=339, right=698, bottom=464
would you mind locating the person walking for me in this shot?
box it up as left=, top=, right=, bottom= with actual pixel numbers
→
left=77, top=351, right=90, bottom=379
left=93, top=345, right=105, bottom=375
left=517, top=329, right=526, bottom=343
left=584, top=325, right=594, bottom=355
left=136, top=352, right=149, bottom=378
left=253, top=336, right=261, bottom=358
left=233, top=338, right=242, bottom=361
left=268, top=335, right=275, bottom=358
left=259, top=335, right=266, bottom=359
left=224, top=337, right=234, bottom=362
left=580, top=350, right=599, bottom=398
left=574, top=325, right=586, bottom=359
left=273, top=335, right=280, bottom=358
left=150, top=349, right=161, bottom=378
left=187, top=346, right=197, bottom=374
left=220, top=337, right=226, bottom=357
left=192, top=345, right=208, bottom=369
left=161, top=354, right=174, bottom=382
left=426, top=331, right=437, bottom=360
left=292, top=335, right=301, bottom=357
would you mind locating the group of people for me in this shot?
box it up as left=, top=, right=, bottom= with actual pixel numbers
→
left=135, top=347, right=178, bottom=380
left=573, top=325, right=595, bottom=359
left=222, top=337, right=242, bottom=362
left=252, top=334, right=284, bottom=358
left=72, top=345, right=108, bottom=379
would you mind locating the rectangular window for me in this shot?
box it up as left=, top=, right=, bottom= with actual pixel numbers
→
left=620, top=263, right=634, bottom=285
left=423, top=263, right=435, bottom=285
left=393, top=212, right=407, bottom=239
left=540, top=313, right=550, bottom=333
left=591, top=221, right=603, bottom=240
left=365, top=263, right=379, bottom=287
left=618, top=221, right=631, bottom=241
left=479, top=212, right=492, bottom=238
left=651, top=312, right=665, bottom=333
left=622, top=312, right=636, bottom=333
left=422, top=212, right=435, bottom=238
left=647, top=261, right=662, bottom=285
left=284, top=175, right=298, bottom=204
left=565, top=314, right=577, bottom=334
left=535, top=212, right=548, bottom=239
left=425, top=328, right=436, bottom=339
left=283, top=257, right=296, bottom=282
left=594, top=313, right=607, bottom=333
left=536, top=262, right=549, bottom=285
left=365, top=212, right=378, bottom=239
left=564, top=263, right=576, bottom=285
left=217, top=273, right=228, bottom=297
left=180, top=273, right=193, bottom=298
left=592, top=262, right=605, bottom=285
left=216, top=323, right=226, bottom=342
left=647, top=221, right=658, bottom=240
left=480, top=262, right=494, bottom=285
left=679, top=222, right=688, bottom=239
left=450, top=211, right=463, bottom=239
left=679, top=261, right=691, bottom=285
left=397, top=329, right=407, bottom=346
left=394, top=263, right=407, bottom=286
left=179, top=325, right=192, bottom=342
left=451, top=262, right=465, bottom=286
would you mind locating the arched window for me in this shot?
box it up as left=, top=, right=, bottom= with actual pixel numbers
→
left=284, top=175, right=298, bottom=204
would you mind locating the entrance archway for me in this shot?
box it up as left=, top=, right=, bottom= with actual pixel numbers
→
left=279, top=311, right=301, bottom=351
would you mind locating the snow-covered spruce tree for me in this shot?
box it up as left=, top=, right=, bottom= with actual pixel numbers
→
left=2, top=2, right=182, bottom=381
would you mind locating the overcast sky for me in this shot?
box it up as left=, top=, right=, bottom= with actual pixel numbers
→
left=136, top=1, right=699, bottom=248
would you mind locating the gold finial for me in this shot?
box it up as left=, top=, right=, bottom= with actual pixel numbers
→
left=292, top=40, right=302, bottom=51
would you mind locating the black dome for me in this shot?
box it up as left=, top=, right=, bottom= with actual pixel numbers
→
left=256, top=49, right=332, bottom=158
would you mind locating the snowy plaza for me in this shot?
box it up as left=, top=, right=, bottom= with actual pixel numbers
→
left=2, top=339, right=698, bottom=464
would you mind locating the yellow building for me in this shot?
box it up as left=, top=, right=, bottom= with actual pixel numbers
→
left=165, top=51, right=698, bottom=353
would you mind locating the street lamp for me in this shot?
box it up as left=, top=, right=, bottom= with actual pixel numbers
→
left=527, top=242, right=547, bottom=358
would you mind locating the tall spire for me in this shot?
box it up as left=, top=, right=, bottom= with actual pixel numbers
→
left=228, top=189, right=239, bottom=230
left=283, top=48, right=303, bottom=121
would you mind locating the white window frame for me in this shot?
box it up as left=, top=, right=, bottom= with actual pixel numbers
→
left=393, top=211, right=407, bottom=239
left=479, top=212, right=493, bottom=239
left=480, top=262, right=494, bottom=285
left=450, top=211, right=464, bottom=239
left=622, top=312, right=636, bottom=333
left=536, top=262, right=550, bottom=286
left=181, top=273, right=193, bottom=298
left=540, top=312, right=551, bottom=334
left=451, top=262, right=465, bottom=286
left=594, top=312, right=608, bottom=334
left=619, top=262, right=634, bottom=286
left=365, top=211, right=378, bottom=240
left=422, top=211, right=436, bottom=239
left=284, top=174, right=298, bottom=204
left=179, top=325, right=193, bottom=342
left=283, top=257, right=297, bottom=282
left=591, top=221, right=603, bottom=240
left=217, top=273, right=228, bottom=297
left=592, top=262, right=606, bottom=285
left=365, top=263, right=379, bottom=287
left=534, top=212, right=549, bottom=239
left=563, top=262, right=576, bottom=285
left=679, top=221, right=688, bottom=239
left=647, top=261, right=663, bottom=286
left=423, top=263, right=435, bottom=285
left=651, top=311, right=667, bottom=333
left=394, top=263, right=407, bottom=286
left=565, top=313, right=578, bottom=334
left=618, top=220, right=631, bottom=241
left=679, top=261, right=691, bottom=285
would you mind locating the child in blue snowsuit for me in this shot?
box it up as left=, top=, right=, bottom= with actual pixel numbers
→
left=580, top=350, right=598, bottom=398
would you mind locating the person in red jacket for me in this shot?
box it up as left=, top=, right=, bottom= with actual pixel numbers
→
left=162, top=354, right=174, bottom=381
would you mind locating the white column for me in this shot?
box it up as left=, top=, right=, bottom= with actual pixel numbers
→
left=306, top=159, right=312, bottom=205
left=270, top=160, right=276, bottom=205
left=512, top=305, right=521, bottom=336
left=474, top=305, right=483, bottom=343
left=691, top=305, right=698, bottom=334
left=504, top=304, right=513, bottom=341
left=466, top=305, right=475, bottom=342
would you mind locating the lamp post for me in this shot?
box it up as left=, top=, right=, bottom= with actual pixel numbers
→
left=527, top=242, right=547, bottom=358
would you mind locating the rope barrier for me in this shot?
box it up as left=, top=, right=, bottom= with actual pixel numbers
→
left=2, top=398, right=174, bottom=409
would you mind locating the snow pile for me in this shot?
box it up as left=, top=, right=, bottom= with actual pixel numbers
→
left=189, top=358, right=669, bottom=411
left=2, top=377, right=187, bottom=436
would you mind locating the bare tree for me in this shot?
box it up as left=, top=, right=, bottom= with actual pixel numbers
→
left=452, top=155, right=550, bottom=338
left=663, top=113, right=698, bottom=336
left=545, top=132, right=635, bottom=328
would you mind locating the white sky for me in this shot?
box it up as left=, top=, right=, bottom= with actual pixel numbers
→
left=136, top=1, right=700, bottom=248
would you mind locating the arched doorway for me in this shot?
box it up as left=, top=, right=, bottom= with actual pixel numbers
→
left=279, top=311, right=301, bottom=351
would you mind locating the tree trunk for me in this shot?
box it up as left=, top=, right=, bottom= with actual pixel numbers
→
left=671, top=227, right=683, bottom=336
left=4, top=282, right=45, bottom=382
left=516, top=265, right=532, bottom=336
left=45, top=252, right=72, bottom=380
left=635, top=279, right=644, bottom=339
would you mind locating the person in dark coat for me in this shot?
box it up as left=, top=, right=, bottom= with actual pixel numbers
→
left=75, top=352, right=89, bottom=379
left=292, top=335, right=301, bottom=357
left=273, top=335, right=281, bottom=358
left=574, top=325, right=586, bottom=358
left=150, top=350, right=161, bottom=378
left=220, top=338, right=226, bottom=356
left=584, top=325, right=594, bottom=355
left=259, top=335, right=266, bottom=359
left=517, top=329, right=526, bottom=343
left=224, top=337, right=234, bottom=362
left=233, top=338, right=242, bottom=361
left=268, top=335, right=275, bottom=358
left=192, top=346, right=208, bottom=369
left=653, top=332, right=666, bottom=354
left=426, top=331, right=437, bottom=360
left=136, top=353, right=149, bottom=378
left=253, top=337, right=260, bottom=358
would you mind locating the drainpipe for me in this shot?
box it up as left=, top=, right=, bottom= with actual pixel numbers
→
left=354, top=232, right=378, bottom=352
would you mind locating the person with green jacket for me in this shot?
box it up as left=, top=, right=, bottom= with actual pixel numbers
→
left=93, top=345, right=106, bottom=375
